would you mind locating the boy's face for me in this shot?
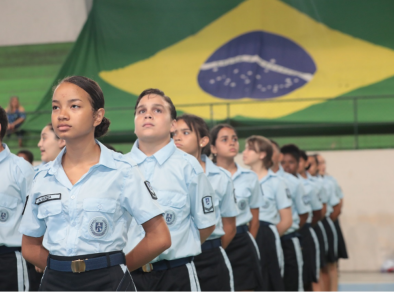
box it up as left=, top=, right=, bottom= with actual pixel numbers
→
left=281, top=153, right=298, bottom=175
left=134, top=94, right=175, bottom=142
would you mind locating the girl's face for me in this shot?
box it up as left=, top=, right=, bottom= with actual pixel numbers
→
left=243, top=143, right=266, bottom=167
left=51, top=82, right=103, bottom=141
left=298, top=157, right=306, bottom=174
left=173, top=119, right=199, bottom=158
left=211, top=127, right=239, bottom=159
left=37, top=126, right=65, bottom=163
left=11, top=97, right=19, bottom=108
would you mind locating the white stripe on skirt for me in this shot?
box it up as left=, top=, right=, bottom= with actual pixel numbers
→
left=326, top=217, right=338, bottom=257
left=309, top=227, right=320, bottom=281
left=247, top=231, right=261, bottom=260
left=22, top=257, right=29, bottom=291
left=219, top=246, right=234, bottom=292
left=14, top=251, right=24, bottom=291
left=269, top=225, right=284, bottom=277
left=191, top=262, right=201, bottom=292
left=291, top=237, right=304, bottom=291
left=186, top=262, right=201, bottom=292
left=317, top=221, right=328, bottom=253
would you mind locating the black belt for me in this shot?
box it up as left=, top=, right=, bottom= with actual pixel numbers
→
left=136, top=256, right=193, bottom=273
left=0, top=245, right=21, bottom=255
left=201, top=238, right=222, bottom=252
left=304, top=223, right=312, bottom=228
left=281, top=231, right=301, bottom=241
left=48, top=251, right=125, bottom=273
left=236, top=225, right=248, bottom=234
left=259, top=220, right=273, bottom=226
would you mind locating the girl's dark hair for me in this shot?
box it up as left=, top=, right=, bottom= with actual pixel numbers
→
left=246, top=135, right=273, bottom=168
left=176, top=114, right=210, bottom=155
left=56, top=76, right=110, bottom=138
left=0, top=106, right=8, bottom=140
left=210, top=124, right=237, bottom=163
left=280, top=144, right=301, bottom=162
left=299, top=149, right=308, bottom=161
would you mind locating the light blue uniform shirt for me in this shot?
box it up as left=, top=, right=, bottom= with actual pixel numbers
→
left=202, top=155, right=238, bottom=241
left=298, top=174, right=323, bottom=223
left=232, top=164, right=263, bottom=226
left=326, top=175, right=344, bottom=200
left=307, top=173, right=328, bottom=204
left=19, top=141, right=163, bottom=256
left=0, top=143, right=34, bottom=247
left=277, top=166, right=311, bottom=233
left=321, top=175, right=340, bottom=217
left=123, top=140, right=216, bottom=262
left=259, top=169, right=292, bottom=225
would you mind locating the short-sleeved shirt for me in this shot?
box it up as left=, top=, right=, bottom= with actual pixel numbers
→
left=202, top=155, right=238, bottom=241
left=19, top=141, right=163, bottom=256
left=277, top=166, right=311, bottom=233
left=321, top=175, right=340, bottom=217
left=326, top=175, right=344, bottom=200
left=123, top=139, right=216, bottom=262
left=307, top=172, right=328, bottom=204
left=0, top=143, right=34, bottom=247
left=298, top=174, right=323, bottom=223
left=232, top=164, right=263, bottom=226
left=259, top=169, right=292, bottom=225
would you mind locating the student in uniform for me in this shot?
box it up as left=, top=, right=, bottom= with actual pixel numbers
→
left=278, top=143, right=313, bottom=291
left=173, top=114, right=238, bottom=291
left=243, top=136, right=292, bottom=291
left=307, top=154, right=340, bottom=291
left=37, top=123, right=66, bottom=169
left=17, top=150, right=34, bottom=165
left=124, top=89, right=216, bottom=291
left=297, top=150, right=323, bottom=291
left=0, top=106, right=35, bottom=291
left=210, top=124, right=263, bottom=291
left=19, top=76, right=171, bottom=291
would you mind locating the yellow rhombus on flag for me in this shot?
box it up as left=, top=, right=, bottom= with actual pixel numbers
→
left=100, top=0, right=394, bottom=120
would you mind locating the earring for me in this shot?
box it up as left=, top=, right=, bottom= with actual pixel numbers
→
left=200, top=144, right=203, bottom=147
left=213, top=153, right=217, bottom=157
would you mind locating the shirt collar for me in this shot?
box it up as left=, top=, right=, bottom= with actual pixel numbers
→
left=201, top=154, right=220, bottom=175
left=129, top=139, right=176, bottom=165
left=232, top=163, right=250, bottom=179
left=48, top=140, right=116, bottom=175
left=277, top=165, right=285, bottom=176
left=260, top=168, right=276, bottom=183
left=0, top=143, right=11, bottom=163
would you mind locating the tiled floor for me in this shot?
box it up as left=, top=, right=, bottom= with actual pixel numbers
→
left=339, top=272, right=394, bottom=291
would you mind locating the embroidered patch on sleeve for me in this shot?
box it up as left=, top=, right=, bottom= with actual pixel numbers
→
left=202, top=196, right=214, bottom=214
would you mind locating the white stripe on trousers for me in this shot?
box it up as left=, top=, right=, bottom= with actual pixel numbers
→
left=247, top=232, right=261, bottom=260
left=186, top=262, right=201, bottom=292
left=317, top=221, right=328, bottom=253
left=14, top=251, right=29, bottom=291
left=291, top=237, right=304, bottom=291
left=326, top=217, right=338, bottom=257
left=269, top=225, right=284, bottom=277
left=309, top=227, right=320, bottom=281
left=219, top=246, right=234, bottom=292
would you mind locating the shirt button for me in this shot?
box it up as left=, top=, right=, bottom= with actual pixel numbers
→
left=71, top=195, right=75, bottom=200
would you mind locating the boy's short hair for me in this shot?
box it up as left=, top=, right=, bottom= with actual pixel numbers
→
left=280, top=144, right=301, bottom=162
left=17, top=150, right=34, bottom=164
left=0, top=106, right=8, bottom=140
left=134, top=88, right=177, bottom=120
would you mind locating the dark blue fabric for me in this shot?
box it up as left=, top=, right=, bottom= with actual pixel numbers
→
left=0, top=245, right=21, bottom=255
left=236, top=224, right=248, bottom=234
left=281, top=231, right=301, bottom=241
left=136, top=256, right=193, bottom=273
left=201, top=238, right=222, bottom=252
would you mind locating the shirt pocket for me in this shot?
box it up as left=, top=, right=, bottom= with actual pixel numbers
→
left=158, top=192, right=187, bottom=229
left=0, top=193, right=18, bottom=225
left=80, top=198, right=117, bottom=242
left=37, top=200, right=66, bottom=243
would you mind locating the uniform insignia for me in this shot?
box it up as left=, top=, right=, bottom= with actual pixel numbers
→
left=202, top=196, right=214, bottom=214
left=262, top=199, right=270, bottom=209
left=238, top=199, right=247, bottom=211
left=144, top=181, right=157, bottom=200
left=89, top=217, right=109, bottom=238
left=35, top=193, right=61, bottom=205
left=302, top=195, right=311, bottom=205
left=22, top=196, right=29, bottom=215
left=285, top=188, right=291, bottom=199
left=233, top=188, right=237, bottom=203
left=164, top=210, right=176, bottom=225
left=0, top=209, right=9, bottom=222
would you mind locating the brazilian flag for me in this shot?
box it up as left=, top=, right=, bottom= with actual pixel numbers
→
left=27, top=0, right=394, bottom=142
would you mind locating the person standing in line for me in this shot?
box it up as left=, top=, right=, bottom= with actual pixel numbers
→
left=210, top=124, right=263, bottom=291
left=298, top=150, right=323, bottom=291
left=0, top=106, right=35, bottom=291
left=243, top=136, right=292, bottom=291
left=36, top=123, right=66, bottom=170
left=19, top=77, right=170, bottom=291
left=173, top=114, right=238, bottom=291
left=124, top=89, right=216, bottom=291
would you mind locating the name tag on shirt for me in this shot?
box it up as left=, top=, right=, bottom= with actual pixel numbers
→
left=144, top=181, right=158, bottom=200
left=35, top=193, right=61, bottom=205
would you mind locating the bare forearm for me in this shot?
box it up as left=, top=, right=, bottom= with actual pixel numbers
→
left=13, top=117, right=25, bottom=126
left=21, top=235, right=48, bottom=270
left=311, top=210, right=322, bottom=226
left=298, top=213, right=308, bottom=229
left=248, top=208, right=260, bottom=238
left=199, top=225, right=215, bottom=244
left=221, top=217, right=236, bottom=249
left=330, top=204, right=341, bottom=221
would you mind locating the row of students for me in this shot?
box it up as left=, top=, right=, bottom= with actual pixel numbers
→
left=0, top=75, right=347, bottom=291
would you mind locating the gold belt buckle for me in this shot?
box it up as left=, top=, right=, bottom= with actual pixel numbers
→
left=71, top=259, right=86, bottom=273
left=142, top=263, right=153, bottom=273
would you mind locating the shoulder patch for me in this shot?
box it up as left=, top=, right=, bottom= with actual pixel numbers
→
left=202, top=196, right=214, bottom=214
left=285, top=188, right=291, bottom=199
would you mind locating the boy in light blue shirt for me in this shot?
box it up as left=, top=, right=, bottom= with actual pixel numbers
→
left=124, top=89, right=216, bottom=291
left=0, top=106, right=34, bottom=291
